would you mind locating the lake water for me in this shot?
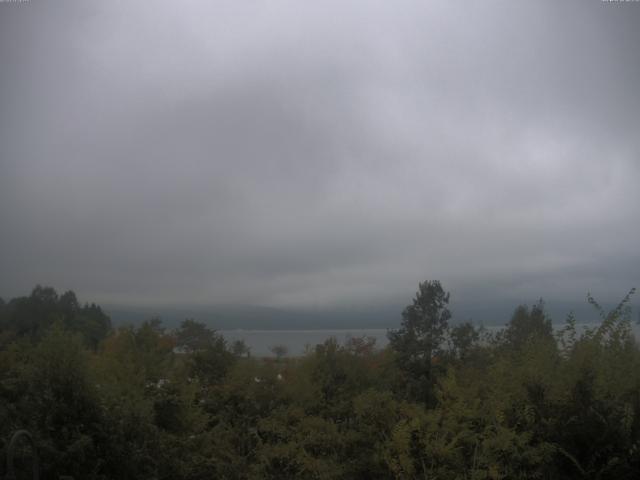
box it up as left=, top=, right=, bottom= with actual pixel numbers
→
left=220, top=322, right=640, bottom=357
left=220, top=329, right=390, bottom=357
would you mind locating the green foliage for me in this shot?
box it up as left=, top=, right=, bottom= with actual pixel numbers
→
left=188, top=336, right=236, bottom=385
left=450, top=321, right=480, bottom=360
left=1, top=284, right=639, bottom=479
left=0, top=325, right=104, bottom=479
left=388, top=280, right=451, bottom=405
left=503, top=300, right=554, bottom=351
left=0, top=285, right=111, bottom=348
left=232, top=339, right=251, bottom=357
left=270, top=344, right=289, bottom=360
left=174, top=318, right=216, bottom=352
left=173, top=318, right=238, bottom=385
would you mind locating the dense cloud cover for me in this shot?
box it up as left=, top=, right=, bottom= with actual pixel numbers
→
left=1, top=1, right=639, bottom=314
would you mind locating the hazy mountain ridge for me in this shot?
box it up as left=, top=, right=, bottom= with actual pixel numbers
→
left=104, top=300, right=638, bottom=330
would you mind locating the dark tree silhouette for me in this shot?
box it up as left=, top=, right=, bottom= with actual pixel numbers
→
left=388, top=280, right=451, bottom=405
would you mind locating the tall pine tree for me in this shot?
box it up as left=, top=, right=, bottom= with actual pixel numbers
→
left=388, top=280, right=451, bottom=405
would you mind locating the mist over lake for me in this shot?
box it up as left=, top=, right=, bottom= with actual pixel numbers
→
left=221, top=322, right=640, bottom=357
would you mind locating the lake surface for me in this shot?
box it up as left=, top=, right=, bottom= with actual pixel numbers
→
left=220, top=322, right=640, bottom=357
left=220, top=329, right=390, bottom=357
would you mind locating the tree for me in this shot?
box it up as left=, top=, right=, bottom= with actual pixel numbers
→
left=174, top=318, right=216, bottom=352
left=270, top=344, right=288, bottom=361
left=449, top=321, right=479, bottom=360
left=0, top=286, right=111, bottom=348
left=73, top=302, right=112, bottom=349
left=22, top=325, right=104, bottom=478
left=232, top=339, right=251, bottom=357
left=388, top=280, right=451, bottom=405
left=189, top=335, right=235, bottom=385
left=504, top=300, right=553, bottom=350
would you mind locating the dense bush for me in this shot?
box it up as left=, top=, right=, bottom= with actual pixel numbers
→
left=0, top=284, right=639, bottom=479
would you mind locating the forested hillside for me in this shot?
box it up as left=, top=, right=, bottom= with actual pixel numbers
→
left=1, top=282, right=639, bottom=479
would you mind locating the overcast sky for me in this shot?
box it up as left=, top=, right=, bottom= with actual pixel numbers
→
left=1, top=0, right=639, bottom=314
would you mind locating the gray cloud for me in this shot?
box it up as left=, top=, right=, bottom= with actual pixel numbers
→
left=1, top=0, right=639, bottom=313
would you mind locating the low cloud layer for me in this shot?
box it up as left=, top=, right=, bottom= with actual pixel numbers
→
left=1, top=1, right=639, bottom=312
